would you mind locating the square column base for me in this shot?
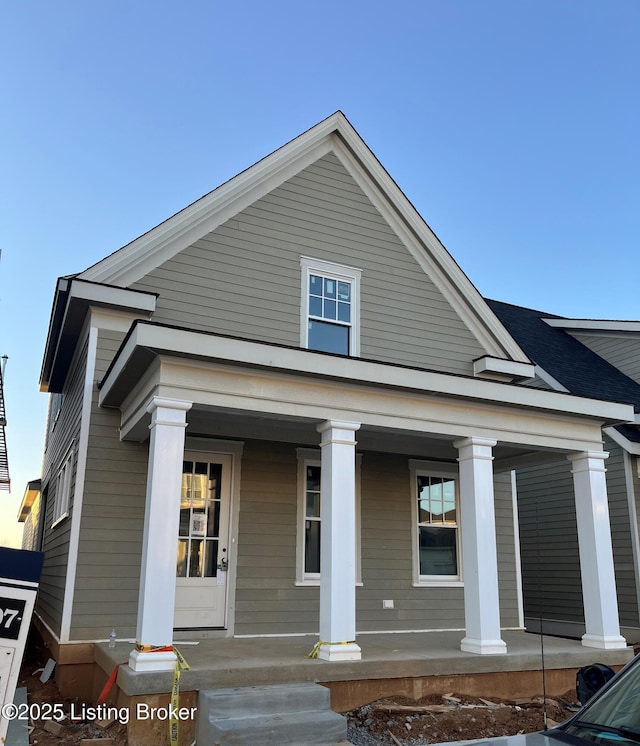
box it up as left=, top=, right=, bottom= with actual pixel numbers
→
left=460, top=637, right=508, bottom=655
left=129, top=649, right=177, bottom=672
left=582, top=633, right=628, bottom=650
left=317, top=643, right=362, bottom=661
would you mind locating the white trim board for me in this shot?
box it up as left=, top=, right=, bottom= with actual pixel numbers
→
left=78, top=112, right=530, bottom=364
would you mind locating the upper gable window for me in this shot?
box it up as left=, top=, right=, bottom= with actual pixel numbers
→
left=300, top=257, right=361, bottom=356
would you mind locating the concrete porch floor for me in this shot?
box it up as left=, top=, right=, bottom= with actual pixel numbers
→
left=98, top=629, right=635, bottom=707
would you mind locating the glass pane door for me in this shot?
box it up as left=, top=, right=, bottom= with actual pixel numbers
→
left=176, top=460, right=223, bottom=579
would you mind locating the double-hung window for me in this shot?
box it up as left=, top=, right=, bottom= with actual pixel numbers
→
left=410, top=461, right=462, bottom=586
left=296, top=448, right=362, bottom=585
left=300, top=257, right=361, bottom=356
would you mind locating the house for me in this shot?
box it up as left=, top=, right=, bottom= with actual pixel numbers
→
left=19, top=113, right=634, bottom=693
left=487, top=299, right=640, bottom=642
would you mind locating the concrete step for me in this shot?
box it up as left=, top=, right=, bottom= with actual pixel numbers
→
left=197, top=683, right=348, bottom=745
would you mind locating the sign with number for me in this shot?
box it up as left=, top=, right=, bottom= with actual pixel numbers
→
left=0, top=597, right=25, bottom=640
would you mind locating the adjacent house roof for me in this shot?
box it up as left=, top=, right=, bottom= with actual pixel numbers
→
left=487, top=299, right=640, bottom=444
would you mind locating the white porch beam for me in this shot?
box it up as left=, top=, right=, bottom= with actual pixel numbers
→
left=568, top=451, right=627, bottom=650
left=316, top=419, right=361, bottom=661
left=454, top=437, right=507, bottom=655
left=129, top=396, right=192, bottom=672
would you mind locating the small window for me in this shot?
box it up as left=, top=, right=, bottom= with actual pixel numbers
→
left=410, top=461, right=462, bottom=586
left=45, top=393, right=63, bottom=451
left=300, top=257, right=361, bottom=356
left=296, top=449, right=362, bottom=585
left=52, top=447, right=74, bottom=526
left=50, top=393, right=63, bottom=428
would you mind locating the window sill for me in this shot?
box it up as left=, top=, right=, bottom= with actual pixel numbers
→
left=412, top=580, right=464, bottom=588
left=295, top=580, right=364, bottom=587
left=51, top=512, right=69, bottom=529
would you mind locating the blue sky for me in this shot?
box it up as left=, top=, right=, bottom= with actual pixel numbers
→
left=1, top=0, right=638, bottom=545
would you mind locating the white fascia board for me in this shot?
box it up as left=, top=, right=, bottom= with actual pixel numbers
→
left=78, top=115, right=344, bottom=286
left=75, top=112, right=528, bottom=366
left=532, top=365, right=570, bottom=393
left=544, top=318, right=640, bottom=333
left=99, top=323, right=634, bottom=425
left=473, top=357, right=535, bottom=380
left=40, top=279, right=157, bottom=391
left=68, top=278, right=157, bottom=313
left=604, top=426, right=640, bottom=456
left=329, top=135, right=531, bottom=363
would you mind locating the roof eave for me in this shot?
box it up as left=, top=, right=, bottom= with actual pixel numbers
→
left=99, top=321, right=634, bottom=427
left=40, top=279, right=157, bottom=393
left=18, top=479, right=42, bottom=522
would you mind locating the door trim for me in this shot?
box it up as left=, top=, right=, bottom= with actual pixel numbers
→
left=178, top=438, right=244, bottom=635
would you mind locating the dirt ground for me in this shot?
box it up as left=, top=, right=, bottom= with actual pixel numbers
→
left=17, top=671, right=129, bottom=746
left=347, top=690, right=581, bottom=745
left=20, top=675, right=580, bottom=746
left=15, top=637, right=128, bottom=746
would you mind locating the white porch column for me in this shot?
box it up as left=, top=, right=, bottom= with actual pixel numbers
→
left=454, top=437, right=507, bottom=655
left=316, top=419, right=361, bottom=661
left=568, top=451, right=627, bottom=650
left=129, top=396, right=192, bottom=672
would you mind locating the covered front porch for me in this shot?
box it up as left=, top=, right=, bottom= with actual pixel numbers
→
left=97, top=322, right=635, bottom=674
left=99, top=629, right=634, bottom=710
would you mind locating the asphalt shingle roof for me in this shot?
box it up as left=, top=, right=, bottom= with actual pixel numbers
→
left=487, top=299, right=640, bottom=419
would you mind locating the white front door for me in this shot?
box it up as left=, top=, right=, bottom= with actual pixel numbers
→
left=174, top=453, right=232, bottom=628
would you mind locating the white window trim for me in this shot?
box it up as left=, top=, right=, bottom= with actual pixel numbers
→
left=50, top=393, right=63, bottom=429
left=296, top=447, right=362, bottom=586
left=45, top=393, right=64, bottom=453
left=300, top=256, right=362, bottom=357
left=409, top=459, right=463, bottom=588
left=52, top=444, right=75, bottom=527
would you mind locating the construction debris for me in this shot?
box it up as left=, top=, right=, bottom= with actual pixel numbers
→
left=348, top=689, right=583, bottom=745
left=44, top=720, right=65, bottom=736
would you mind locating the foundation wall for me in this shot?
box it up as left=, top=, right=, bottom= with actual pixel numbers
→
left=324, top=667, right=624, bottom=712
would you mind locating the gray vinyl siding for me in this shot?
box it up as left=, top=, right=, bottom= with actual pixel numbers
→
left=495, top=471, right=520, bottom=627
left=235, top=442, right=519, bottom=635
left=69, top=329, right=148, bottom=640
left=359, top=452, right=431, bottom=633
left=517, top=446, right=639, bottom=631
left=37, top=336, right=88, bottom=635
left=131, top=152, right=485, bottom=375
left=605, top=439, right=640, bottom=627
left=571, top=332, right=640, bottom=385
left=234, top=441, right=306, bottom=635
left=517, top=461, right=583, bottom=625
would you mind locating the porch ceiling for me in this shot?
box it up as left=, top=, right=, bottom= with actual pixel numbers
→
left=98, top=321, right=634, bottom=458
left=182, top=408, right=559, bottom=471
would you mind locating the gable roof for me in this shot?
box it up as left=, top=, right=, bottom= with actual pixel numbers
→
left=77, top=112, right=530, bottom=364
left=487, top=299, right=640, bottom=424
